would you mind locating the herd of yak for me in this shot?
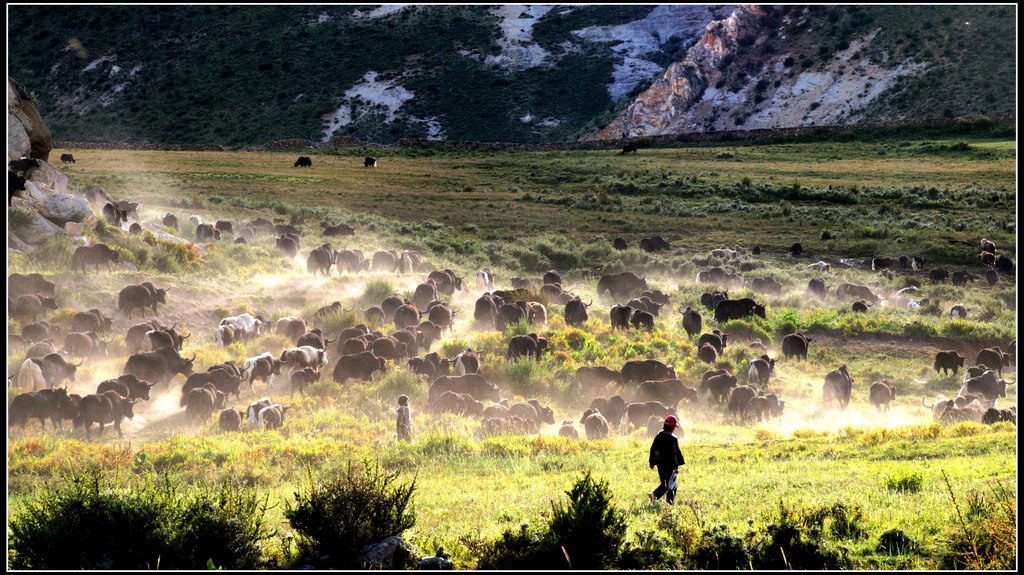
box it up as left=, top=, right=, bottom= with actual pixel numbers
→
left=7, top=189, right=1019, bottom=442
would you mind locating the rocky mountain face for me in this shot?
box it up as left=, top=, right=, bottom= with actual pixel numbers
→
left=593, top=4, right=1015, bottom=139
left=7, top=5, right=1015, bottom=145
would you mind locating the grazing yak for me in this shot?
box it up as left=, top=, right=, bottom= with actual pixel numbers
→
left=698, top=343, right=718, bottom=365
left=959, top=370, right=1012, bottom=402
left=621, top=359, right=676, bottom=384
left=433, top=391, right=484, bottom=417
left=10, top=295, right=58, bottom=322
left=933, top=350, right=966, bottom=376
left=951, top=270, right=976, bottom=287
left=71, top=244, right=119, bottom=273
left=620, top=401, right=673, bottom=432
left=679, top=306, right=702, bottom=338
left=782, top=332, right=812, bottom=361
left=640, top=236, right=671, bottom=253
left=929, top=268, right=949, bottom=283
left=588, top=396, right=628, bottom=429
left=697, top=330, right=728, bottom=355
left=619, top=143, right=638, bottom=155
left=323, top=222, right=356, bottom=236
left=294, top=156, right=312, bottom=168
left=636, top=379, right=697, bottom=408
left=573, top=366, right=624, bottom=397
left=580, top=409, right=610, bottom=440
left=868, top=381, right=896, bottom=412
left=976, top=347, right=1011, bottom=377
left=994, top=255, right=1014, bottom=275
left=73, top=391, right=139, bottom=439
left=834, top=283, right=880, bottom=304
left=714, top=297, right=765, bottom=323
left=9, top=272, right=56, bottom=299
left=823, top=365, right=854, bottom=409
left=596, top=272, right=647, bottom=299
left=364, top=156, right=377, bottom=168
left=60, top=153, right=76, bottom=163
left=333, top=351, right=386, bottom=385
left=307, top=245, right=336, bottom=277
left=507, top=334, right=548, bottom=360
left=219, top=408, right=245, bottom=432
left=429, top=374, right=501, bottom=404
left=9, top=388, right=79, bottom=432
left=564, top=297, right=592, bottom=327
left=98, top=374, right=157, bottom=402
left=123, top=347, right=196, bottom=387
left=699, top=371, right=738, bottom=404
left=118, top=282, right=168, bottom=318
left=613, top=236, right=627, bottom=250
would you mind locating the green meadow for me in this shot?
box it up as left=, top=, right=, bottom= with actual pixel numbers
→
left=7, top=133, right=1016, bottom=569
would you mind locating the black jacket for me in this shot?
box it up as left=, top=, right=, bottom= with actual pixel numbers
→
left=649, top=429, right=684, bottom=467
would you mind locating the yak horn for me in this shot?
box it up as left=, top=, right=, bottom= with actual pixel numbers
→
left=73, top=360, right=84, bottom=367
left=585, top=299, right=593, bottom=307
left=189, top=352, right=197, bottom=361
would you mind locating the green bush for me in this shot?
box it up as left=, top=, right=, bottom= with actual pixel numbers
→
left=877, top=528, right=917, bottom=555
left=751, top=500, right=850, bottom=569
left=884, top=469, right=924, bottom=493
left=475, top=523, right=556, bottom=569
left=284, top=460, right=416, bottom=568
left=361, top=279, right=396, bottom=307
left=691, top=524, right=751, bottom=570
left=7, top=469, right=272, bottom=570
left=547, top=470, right=627, bottom=569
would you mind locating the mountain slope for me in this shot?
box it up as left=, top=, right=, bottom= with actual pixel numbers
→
left=8, top=5, right=1015, bottom=146
left=594, top=5, right=1016, bottom=139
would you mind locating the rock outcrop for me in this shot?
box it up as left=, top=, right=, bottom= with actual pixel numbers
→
left=8, top=77, right=53, bottom=162
left=596, top=5, right=766, bottom=140
left=9, top=76, right=96, bottom=248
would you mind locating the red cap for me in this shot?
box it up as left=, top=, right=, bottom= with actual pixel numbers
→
left=664, top=415, right=679, bottom=428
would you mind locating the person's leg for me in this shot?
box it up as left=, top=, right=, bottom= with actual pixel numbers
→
left=651, top=465, right=673, bottom=501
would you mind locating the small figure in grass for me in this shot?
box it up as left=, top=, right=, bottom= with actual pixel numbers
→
left=396, top=394, right=413, bottom=442
left=648, top=415, right=685, bottom=505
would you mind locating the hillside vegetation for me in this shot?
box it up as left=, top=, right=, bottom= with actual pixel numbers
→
left=8, top=5, right=1016, bottom=146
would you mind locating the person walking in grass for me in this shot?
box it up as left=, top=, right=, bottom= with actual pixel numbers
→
left=396, top=394, right=413, bottom=442
left=649, top=415, right=684, bottom=504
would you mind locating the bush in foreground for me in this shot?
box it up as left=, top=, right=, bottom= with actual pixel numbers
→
left=7, top=468, right=272, bottom=570
left=284, top=459, right=417, bottom=568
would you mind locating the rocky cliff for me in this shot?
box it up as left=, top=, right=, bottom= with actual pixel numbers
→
left=596, top=5, right=764, bottom=139
left=592, top=4, right=1015, bottom=139
left=9, top=77, right=96, bottom=252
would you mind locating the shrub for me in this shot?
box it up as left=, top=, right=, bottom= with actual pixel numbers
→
left=938, top=474, right=1015, bottom=570
left=284, top=459, right=416, bottom=568
left=877, top=528, right=917, bottom=555
left=691, top=524, right=751, bottom=570
left=361, top=279, right=396, bottom=307
left=475, top=523, right=556, bottom=569
left=7, top=468, right=272, bottom=570
left=884, top=469, right=924, bottom=493
left=751, top=500, right=850, bottom=569
left=546, top=470, right=627, bottom=570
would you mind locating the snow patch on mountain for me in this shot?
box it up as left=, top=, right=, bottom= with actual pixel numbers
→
left=485, top=5, right=556, bottom=70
